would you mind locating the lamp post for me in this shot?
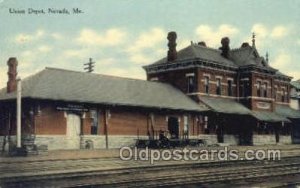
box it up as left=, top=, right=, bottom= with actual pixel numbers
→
left=16, top=78, right=21, bottom=148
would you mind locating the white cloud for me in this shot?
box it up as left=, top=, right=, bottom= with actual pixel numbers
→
left=195, top=24, right=239, bottom=47
left=51, top=33, right=63, bottom=40
left=76, top=28, right=126, bottom=46
left=177, top=39, right=190, bottom=50
left=272, top=52, right=292, bottom=70
left=251, top=24, right=268, bottom=38
left=99, top=67, right=146, bottom=80
left=129, top=54, right=152, bottom=65
left=270, top=52, right=299, bottom=79
left=95, top=58, right=117, bottom=66
left=15, top=29, right=45, bottom=43
left=128, top=28, right=165, bottom=52
left=38, top=45, right=52, bottom=53
left=63, top=49, right=88, bottom=58
left=126, top=27, right=167, bottom=65
left=0, top=66, right=6, bottom=88
left=249, top=24, right=290, bottom=49
left=270, top=26, right=289, bottom=38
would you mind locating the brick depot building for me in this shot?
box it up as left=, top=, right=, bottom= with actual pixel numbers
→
left=0, top=32, right=300, bottom=150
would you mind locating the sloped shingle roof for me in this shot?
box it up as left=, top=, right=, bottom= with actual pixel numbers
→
left=275, top=105, right=300, bottom=119
left=0, top=68, right=208, bottom=112
left=199, top=96, right=252, bottom=115
left=251, top=110, right=290, bottom=123
left=291, top=80, right=300, bottom=90
left=149, top=44, right=237, bottom=68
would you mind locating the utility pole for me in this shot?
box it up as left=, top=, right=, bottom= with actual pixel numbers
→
left=84, top=58, right=95, bottom=73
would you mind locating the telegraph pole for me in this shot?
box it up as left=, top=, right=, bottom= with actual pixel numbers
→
left=84, top=58, right=95, bottom=73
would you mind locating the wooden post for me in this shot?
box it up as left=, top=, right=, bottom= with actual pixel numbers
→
left=104, top=110, right=109, bottom=149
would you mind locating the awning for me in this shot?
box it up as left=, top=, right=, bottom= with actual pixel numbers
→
left=251, top=110, right=290, bottom=123
left=199, top=96, right=252, bottom=115
left=276, top=105, right=300, bottom=119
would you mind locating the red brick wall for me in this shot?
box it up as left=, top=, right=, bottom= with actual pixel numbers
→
left=34, top=106, right=66, bottom=135
left=148, top=67, right=238, bottom=98
left=274, top=80, right=290, bottom=104
left=1, top=102, right=203, bottom=137
left=147, top=68, right=196, bottom=93
left=103, top=109, right=202, bottom=137
left=197, top=68, right=237, bottom=96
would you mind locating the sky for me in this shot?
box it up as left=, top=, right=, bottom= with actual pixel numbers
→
left=0, top=0, right=300, bottom=88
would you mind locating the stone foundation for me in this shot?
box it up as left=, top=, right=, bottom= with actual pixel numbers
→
left=34, top=135, right=81, bottom=150
left=0, top=136, right=17, bottom=151
left=34, top=135, right=146, bottom=150
left=279, top=135, right=292, bottom=144
left=223, top=135, right=239, bottom=145
left=2, top=134, right=293, bottom=151
left=253, top=135, right=276, bottom=145
left=198, top=134, right=218, bottom=145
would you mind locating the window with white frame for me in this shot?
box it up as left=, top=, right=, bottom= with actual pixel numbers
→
left=90, top=109, right=99, bottom=135
left=216, top=78, right=221, bottom=95
left=187, top=76, right=195, bottom=93
left=204, top=76, right=209, bottom=94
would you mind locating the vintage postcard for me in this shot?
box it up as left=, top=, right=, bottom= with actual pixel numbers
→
left=0, top=0, right=300, bottom=187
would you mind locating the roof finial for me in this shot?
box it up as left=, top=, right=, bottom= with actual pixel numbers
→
left=252, top=32, right=256, bottom=47
left=266, top=52, right=269, bottom=63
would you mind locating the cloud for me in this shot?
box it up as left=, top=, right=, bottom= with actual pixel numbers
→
left=272, top=52, right=292, bottom=71
left=195, top=24, right=239, bottom=47
left=76, top=28, right=126, bottom=46
left=249, top=24, right=290, bottom=49
left=38, top=45, right=52, bottom=53
left=94, top=58, right=117, bottom=66
left=51, top=33, right=63, bottom=40
left=129, top=54, right=152, bottom=65
left=15, top=29, right=45, bottom=43
left=251, top=24, right=289, bottom=39
left=0, top=66, right=6, bottom=88
left=270, top=51, right=299, bottom=79
left=128, top=28, right=165, bottom=53
left=126, top=27, right=167, bottom=65
left=63, top=49, right=88, bottom=58
left=251, top=24, right=268, bottom=38
left=99, top=67, right=146, bottom=80
left=270, top=26, right=289, bottom=38
left=177, top=39, right=190, bottom=50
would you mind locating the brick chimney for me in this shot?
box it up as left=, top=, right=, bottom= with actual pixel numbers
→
left=219, top=37, right=230, bottom=58
left=198, top=41, right=207, bottom=47
left=167, top=31, right=177, bottom=62
left=7, top=57, right=18, bottom=93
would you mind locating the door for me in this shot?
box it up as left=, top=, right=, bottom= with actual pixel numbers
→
left=67, top=113, right=81, bottom=149
left=168, top=117, right=179, bottom=139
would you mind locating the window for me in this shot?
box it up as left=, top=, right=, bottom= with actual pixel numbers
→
left=187, top=76, right=195, bottom=93
left=281, top=89, right=285, bottom=102
left=263, top=83, right=268, bottom=98
left=204, top=76, right=209, bottom=94
left=90, top=110, right=99, bottom=135
left=257, top=81, right=262, bottom=97
left=227, top=80, right=233, bottom=96
left=183, top=115, right=189, bottom=135
left=216, top=78, right=221, bottom=95
left=242, top=81, right=249, bottom=97
left=274, top=88, right=277, bottom=100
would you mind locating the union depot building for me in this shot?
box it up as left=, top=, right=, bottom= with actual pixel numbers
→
left=1, top=32, right=300, bottom=151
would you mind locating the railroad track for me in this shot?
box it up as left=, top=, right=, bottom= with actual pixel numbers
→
left=1, top=156, right=300, bottom=187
